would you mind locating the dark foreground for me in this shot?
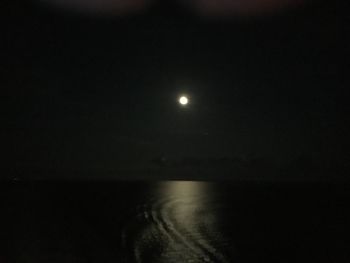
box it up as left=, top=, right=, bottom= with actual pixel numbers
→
left=2, top=180, right=350, bottom=262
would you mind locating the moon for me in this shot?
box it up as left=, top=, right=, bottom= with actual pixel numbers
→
left=179, top=96, right=189, bottom=106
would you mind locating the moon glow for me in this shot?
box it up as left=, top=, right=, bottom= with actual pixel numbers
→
left=179, top=96, right=189, bottom=105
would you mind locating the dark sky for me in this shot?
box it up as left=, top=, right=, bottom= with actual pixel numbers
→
left=2, top=0, right=348, bottom=177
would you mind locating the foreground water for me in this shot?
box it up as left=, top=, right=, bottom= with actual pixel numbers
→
left=3, top=181, right=350, bottom=262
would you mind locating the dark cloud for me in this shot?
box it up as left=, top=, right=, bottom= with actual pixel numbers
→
left=39, top=0, right=306, bottom=16
left=182, top=0, right=306, bottom=16
left=39, top=0, right=154, bottom=14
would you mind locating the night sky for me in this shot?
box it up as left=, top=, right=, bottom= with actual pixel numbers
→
left=2, top=0, right=349, bottom=179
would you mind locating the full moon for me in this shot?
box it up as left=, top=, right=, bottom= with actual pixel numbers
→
left=179, top=96, right=189, bottom=105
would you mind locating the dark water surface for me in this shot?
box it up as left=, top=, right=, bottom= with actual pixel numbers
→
left=2, top=181, right=350, bottom=262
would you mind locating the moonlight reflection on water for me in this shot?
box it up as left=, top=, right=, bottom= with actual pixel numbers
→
left=5, top=181, right=350, bottom=262
left=123, top=181, right=232, bottom=263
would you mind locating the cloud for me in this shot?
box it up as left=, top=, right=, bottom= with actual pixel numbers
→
left=39, top=0, right=305, bottom=16
left=40, top=0, right=153, bottom=14
left=181, top=0, right=306, bottom=17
